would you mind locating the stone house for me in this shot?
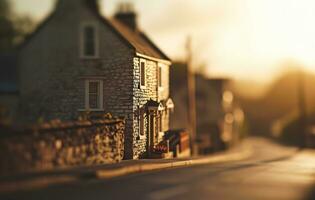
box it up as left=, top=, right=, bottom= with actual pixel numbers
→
left=4, top=0, right=174, bottom=159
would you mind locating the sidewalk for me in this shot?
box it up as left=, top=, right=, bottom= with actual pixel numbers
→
left=0, top=142, right=253, bottom=194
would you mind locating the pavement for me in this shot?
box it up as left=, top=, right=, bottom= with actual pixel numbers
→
left=0, top=139, right=251, bottom=193
left=2, top=137, right=315, bottom=200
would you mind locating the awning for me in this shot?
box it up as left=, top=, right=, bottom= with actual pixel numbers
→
left=146, top=99, right=165, bottom=111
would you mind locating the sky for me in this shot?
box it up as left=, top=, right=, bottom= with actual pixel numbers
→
left=11, top=0, right=315, bottom=83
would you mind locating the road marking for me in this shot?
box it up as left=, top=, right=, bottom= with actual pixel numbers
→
left=148, top=185, right=188, bottom=200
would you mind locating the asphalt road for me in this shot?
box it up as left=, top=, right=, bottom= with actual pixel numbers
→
left=2, top=137, right=315, bottom=200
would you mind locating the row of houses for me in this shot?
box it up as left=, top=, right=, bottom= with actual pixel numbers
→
left=0, top=0, right=244, bottom=160
left=170, top=62, right=245, bottom=154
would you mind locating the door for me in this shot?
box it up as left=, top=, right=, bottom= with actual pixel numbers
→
left=147, top=113, right=156, bottom=155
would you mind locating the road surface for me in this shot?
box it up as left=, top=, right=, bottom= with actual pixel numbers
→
left=2, top=137, right=315, bottom=200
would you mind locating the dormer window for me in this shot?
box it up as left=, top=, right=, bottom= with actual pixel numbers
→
left=80, top=22, right=99, bottom=59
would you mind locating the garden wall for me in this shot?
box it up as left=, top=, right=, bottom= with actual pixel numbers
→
left=0, top=117, right=125, bottom=176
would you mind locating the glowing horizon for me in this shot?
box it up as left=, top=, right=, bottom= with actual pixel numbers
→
left=12, top=0, right=315, bottom=83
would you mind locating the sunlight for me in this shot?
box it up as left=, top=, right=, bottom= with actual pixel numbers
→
left=10, top=0, right=315, bottom=82
left=208, top=0, right=315, bottom=82
left=248, top=0, right=315, bottom=72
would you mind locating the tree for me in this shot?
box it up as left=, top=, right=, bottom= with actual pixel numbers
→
left=0, top=0, right=15, bottom=52
left=0, top=0, right=34, bottom=53
left=0, top=0, right=11, bottom=17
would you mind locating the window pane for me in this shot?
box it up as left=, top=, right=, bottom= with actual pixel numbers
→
left=140, top=62, right=145, bottom=86
left=158, top=67, right=162, bottom=87
left=84, top=26, right=95, bottom=56
left=89, top=94, right=99, bottom=109
left=89, top=82, right=99, bottom=94
left=88, top=82, right=100, bottom=109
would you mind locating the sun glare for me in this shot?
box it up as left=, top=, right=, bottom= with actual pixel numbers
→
left=11, top=0, right=315, bottom=82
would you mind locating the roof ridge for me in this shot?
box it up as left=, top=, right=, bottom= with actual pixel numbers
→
left=17, top=4, right=170, bottom=62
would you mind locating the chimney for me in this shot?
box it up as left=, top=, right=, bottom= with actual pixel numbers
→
left=114, top=3, right=137, bottom=31
left=85, top=0, right=99, bottom=13
left=56, top=0, right=99, bottom=13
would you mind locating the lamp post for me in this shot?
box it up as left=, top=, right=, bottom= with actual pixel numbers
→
left=186, top=36, right=197, bottom=155
left=298, top=69, right=307, bottom=148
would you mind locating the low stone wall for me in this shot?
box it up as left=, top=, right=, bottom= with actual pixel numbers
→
left=0, top=117, right=125, bottom=176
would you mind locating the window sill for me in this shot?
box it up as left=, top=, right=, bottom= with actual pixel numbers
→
left=140, top=85, right=146, bottom=90
left=78, top=109, right=105, bottom=112
left=80, top=56, right=100, bottom=60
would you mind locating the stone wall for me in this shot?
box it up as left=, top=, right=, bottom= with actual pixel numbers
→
left=132, top=57, right=158, bottom=159
left=0, top=117, right=125, bottom=176
left=132, top=57, right=171, bottom=159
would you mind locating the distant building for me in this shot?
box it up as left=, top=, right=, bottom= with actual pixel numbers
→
left=170, top=62, right=189, bottom=130
left=0, top=0, right=174, bottom=159
left=170, top=62, right=244, bottom=154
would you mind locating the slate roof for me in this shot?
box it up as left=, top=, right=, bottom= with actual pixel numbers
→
left=109, top=19, right=170, bottom=61
left=20, top=3, right=170, bottom=62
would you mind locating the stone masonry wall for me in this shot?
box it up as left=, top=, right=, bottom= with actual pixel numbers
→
left=0, top=117, right=125, bottom=176
left=17, top=3, right=134, bottom=159
left=132, top=57, right=171, bottom=159
left=132, top=57, right=157, bottom=159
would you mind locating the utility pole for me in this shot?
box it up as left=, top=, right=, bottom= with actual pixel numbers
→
left=186, top=36, right=197, bottom=155
left=298, top=70, right=307, bottom=148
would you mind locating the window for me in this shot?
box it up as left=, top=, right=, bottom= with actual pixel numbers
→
left=158, top=65, right=162, bottom=88
left=140, top=60, right=146, bottom=88
left=139, top=110, right=145, bottom=136
left=85, top=80, right=103, bottom=110
left=80, top=23, right=99, bottom=58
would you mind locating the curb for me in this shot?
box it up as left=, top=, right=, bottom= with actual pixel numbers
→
left=0, top=145, right=252, bottom=194
left=96, top=146, right=253, bottom=179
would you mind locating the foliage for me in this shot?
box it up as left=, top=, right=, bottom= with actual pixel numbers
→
left=153, top=144, right=168, bottom=153
left=237, top=70, right=315, bottom=136
left=0, top=0, right=11, bottom=17
left=0, top=0, right=34, bottom=53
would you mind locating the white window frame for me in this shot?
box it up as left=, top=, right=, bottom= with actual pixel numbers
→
left=140, top=59, right=146, bottom=89
left=158, top=63, right=164, bottom=91
left=80, top=22, right=99, bottom=59
left=84, top=80, right=104, bottom=111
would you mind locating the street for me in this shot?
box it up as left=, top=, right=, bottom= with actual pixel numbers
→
left=2, top=137, right=315, bottom=200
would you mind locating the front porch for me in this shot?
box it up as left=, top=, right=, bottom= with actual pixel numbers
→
left=137, top=98, right=186, bottom=159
